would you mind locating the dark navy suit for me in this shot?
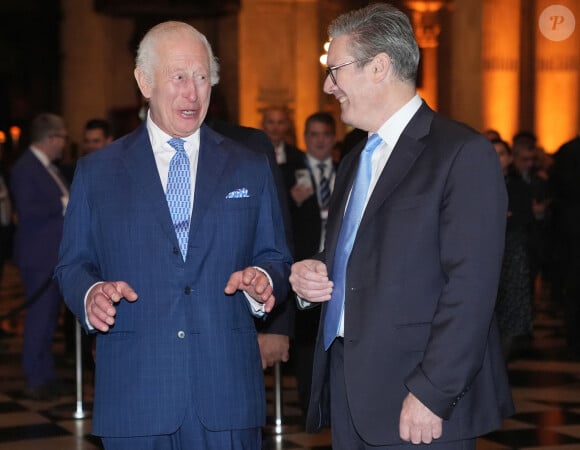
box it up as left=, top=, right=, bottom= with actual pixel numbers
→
left=10, top=149, right=67, bottom=389
left=306, top=103, right=514, bottom=445
left=55, top=123, right=291, bottom=437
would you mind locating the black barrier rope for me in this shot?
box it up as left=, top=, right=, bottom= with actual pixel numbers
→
left=0, top=275, right=54, bottom=322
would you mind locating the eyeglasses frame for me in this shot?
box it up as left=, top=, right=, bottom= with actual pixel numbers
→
left=325, top=57, right=374, bottom=85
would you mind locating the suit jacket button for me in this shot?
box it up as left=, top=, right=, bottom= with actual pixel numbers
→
left=184, top=286, right=191, bottom=295
left=177, top=330, right=185, bottom=339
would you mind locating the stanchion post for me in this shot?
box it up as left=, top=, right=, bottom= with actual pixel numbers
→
left=273, top=362, right=283, bottom=434
left=72, top=320, right=87, bottom=419
left=263, top=361, right=301, bottom=438
left=49, top=319, right=91, bottom=419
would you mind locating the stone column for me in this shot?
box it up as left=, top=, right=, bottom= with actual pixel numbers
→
left=448, top=0, right=484, bottom=129
left=534, top=0, right=580, bottom=152
left=239, top=0, right=320, bottom=148
left=481, top=0, right=520, bottom=141
left=405, top=1, right=450, bottom=110
left=60, top=0, right=136, bottom=148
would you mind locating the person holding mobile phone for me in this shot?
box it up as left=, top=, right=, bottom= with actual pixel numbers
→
left=281, top=111, right=338, bottom=414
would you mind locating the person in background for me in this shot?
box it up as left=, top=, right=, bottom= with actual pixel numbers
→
left=83, top=118, right=113, bottom=155
left=550, top=132, right=580, bottom=358
left=0, top=163, right=12, bottom=282
left=492, top=138, right=534, bottom=360
left=289, top=4, right=514, bottom=448
left=261, top=105, right=303, bottom=166
left=281, top=111, right=338, bottom=414
left=63, top=118, right=114, bottom=365
left=55, top=21, right=291, bottom=449
left=0, top=152, right=12, bottom=342
left=59, top=118, right=114, bottom=184
left=512, top=131, right=550, bottom=302
left=483, top=128, right=501, bottom=141
left=10, top=113, right=70, bottom=401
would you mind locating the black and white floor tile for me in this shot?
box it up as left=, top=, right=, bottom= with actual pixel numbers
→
left=1, top=261, right=580, bottom=449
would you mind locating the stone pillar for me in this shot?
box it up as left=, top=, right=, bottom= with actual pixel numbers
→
left=239, top=0, right=320, bottom=148
left=481, top=0, right=520, bottom=141
left=448, top=0, right=484, bottom=129
left=405, top=1, right=450, bottom=110
left=60, top=0, right=136, bottom=149
left=534, top=0, right=580, bottom=152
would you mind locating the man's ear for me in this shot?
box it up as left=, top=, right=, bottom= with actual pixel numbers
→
left=370, top=53, right=391, bottom=82
left=134, top=68, right=152, bottom=99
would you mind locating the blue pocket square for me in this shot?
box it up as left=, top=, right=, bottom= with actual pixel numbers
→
left=225, top=188, right=250, bottom=199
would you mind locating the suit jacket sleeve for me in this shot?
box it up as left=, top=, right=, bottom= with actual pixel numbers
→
left=404, top=133, right=507, bottom=419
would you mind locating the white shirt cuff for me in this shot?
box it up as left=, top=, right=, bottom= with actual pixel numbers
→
left=244, top=266, right=272, bottom=317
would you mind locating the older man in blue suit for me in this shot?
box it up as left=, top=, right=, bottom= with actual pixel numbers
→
left=55, top=21, right=291, bottom=450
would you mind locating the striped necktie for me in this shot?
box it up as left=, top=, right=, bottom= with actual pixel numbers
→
left=166, top=138, right=191, bottom=261
left=323, top=133, right=382, bottom=350
left=318, top=162, right=331, bottom=210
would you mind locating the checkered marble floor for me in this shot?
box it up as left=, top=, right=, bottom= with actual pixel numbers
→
left=1, top=261, right=580, bottom=449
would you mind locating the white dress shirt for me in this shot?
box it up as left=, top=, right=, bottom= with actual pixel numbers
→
left=299, top=95, right=424, bottom=336
left=146, top=113, right=199, bottom=214
left=30, top=146, right=69, bottom=215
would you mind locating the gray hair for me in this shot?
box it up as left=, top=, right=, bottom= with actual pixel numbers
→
left=135, top=21, right=220, bottom=86
left=29, top=113, right=66, bottom=143
left=329, top=3, right=420, bottom=83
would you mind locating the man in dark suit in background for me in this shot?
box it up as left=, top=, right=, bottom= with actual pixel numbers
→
left=281, top=111, right=337, bottom=413
left=10, top=113, right=70, bottom=400
left=289, top=4, right=514, bottom=449
left=551, top=133, right=580, bottom=357
left=56, top=21, right=291, bottom=449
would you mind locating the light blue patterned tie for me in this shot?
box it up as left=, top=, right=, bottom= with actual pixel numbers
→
left=324, top=133, right=382, bottom=350
left=166, top=138, right=191, bottom=261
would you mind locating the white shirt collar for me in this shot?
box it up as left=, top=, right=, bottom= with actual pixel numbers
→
left=145, top=110, right=200, bottom=156
left=306, top=153, right=333, bottom=172
left=30, top=146, right=51, bottom=168
left=375, top=94, right=422, bottom=149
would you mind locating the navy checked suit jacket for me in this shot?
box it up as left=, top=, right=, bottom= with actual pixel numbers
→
left=56, top=123, right=292, bottom=437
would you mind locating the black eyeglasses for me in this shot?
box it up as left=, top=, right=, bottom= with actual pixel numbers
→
left=325, top=57, right=374, bottom=85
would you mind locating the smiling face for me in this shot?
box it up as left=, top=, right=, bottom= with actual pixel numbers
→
left=323, top=35, right=376, bottom=131
left=304, top=121, right=336, bottom=162
left=135, top=29, right=212, bottom=137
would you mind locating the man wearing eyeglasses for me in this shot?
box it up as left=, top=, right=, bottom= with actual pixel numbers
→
left=10, top=113, right=70, bottom=401
left=290, top=4, right=514, bottom=449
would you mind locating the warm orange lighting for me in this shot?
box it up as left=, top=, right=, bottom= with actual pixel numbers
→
left=320, top=40, right=330, bottom=67
left=405, top=1, right=449, bottom=110
left=536, top=69, right=578, bottom=153
left=9, top=126, right=21, bottom=146
left=0, top=131, right=5, bottom=145
left=534, top=0, right=579, bottom=153
left=405, top=1, right=449, bottom=13
left=482, top=0, right=520, bottom=142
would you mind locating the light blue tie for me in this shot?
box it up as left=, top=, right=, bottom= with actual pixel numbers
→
left=323, top=133, right=382, bottom=350
left=167, top=138, right=191, bottom=261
